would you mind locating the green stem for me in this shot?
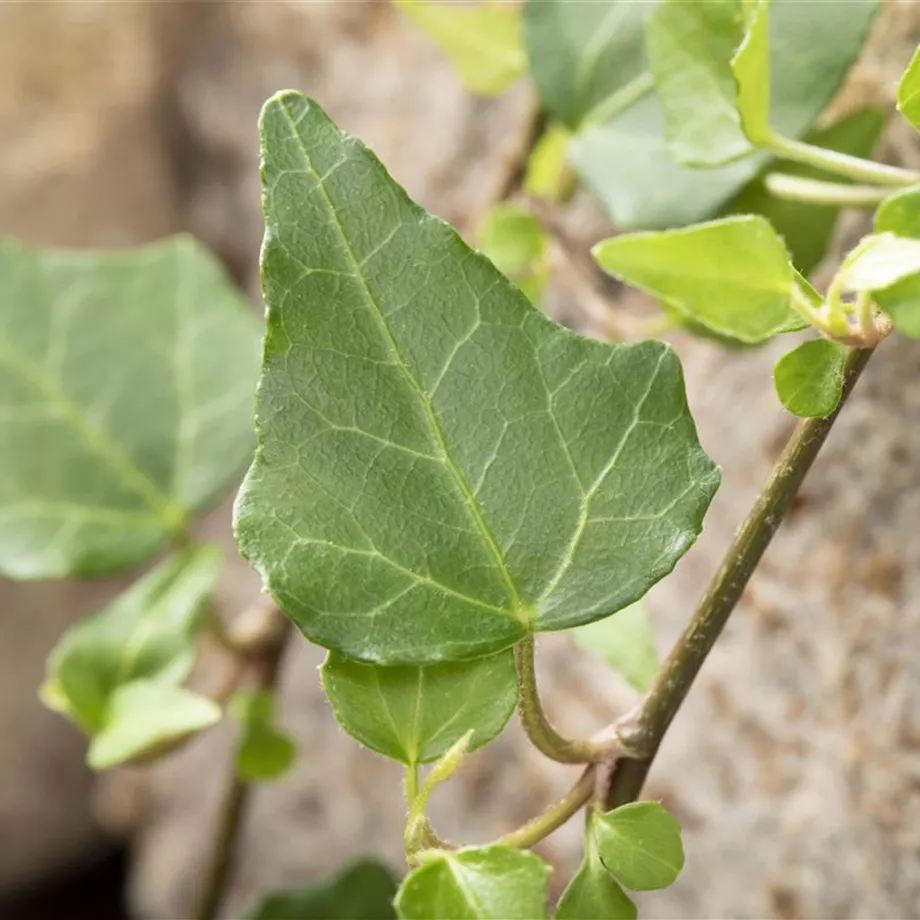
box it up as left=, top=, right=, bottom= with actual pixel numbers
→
left=582, top=71, right=655, bottom=127
left=764, top=134, right=918, bottom=188
left=606, top=347, right=874, bottom=808
left=764, top=173, right=894, bottom=208
left=515, top=635, right=611, bottom=764
left=497, top=766, right=596, bottom=849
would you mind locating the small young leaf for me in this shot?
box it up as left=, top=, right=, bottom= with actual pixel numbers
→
left=232, top=690, right=296, bottom=782
left=475, top=203, right=549, bottom=303
left=247, top=858, right=399, bottom=920
left=236, top=92, right=719, bottom=665
left=593, top=216, right=802, bottom=343
left=0, top=235, right=260, bottom=580
left=394, top=0, right=525, bottom=97
left=645, top=0, right=751, bottom=167
left=556, top=829, right=637, bottom=920
left=873, top=186, right=920, bottom=336
left=571, top=601, right=659, bottom=693
left=897, top=45, right=920, bottom=132
left=87, top=681, right=220, bottom=770
left=524, top=124, right=574, bottom=203
left=593, top=801, right=684, bottom=892
left=774, top=339, right=848, bottom=419
left=839, top=233, right=920, bottom=292
left=395, top=846, right=550, bottom=920
left=724, top=107, right=886, bottom=275
left=41, top=546, right=222, bottom=733
left=731, top=0, right=771, bottom=145
left=321, top=650, right=517, bottom=765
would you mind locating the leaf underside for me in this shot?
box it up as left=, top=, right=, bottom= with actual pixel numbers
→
left=235, top=92, right=719, bottom=666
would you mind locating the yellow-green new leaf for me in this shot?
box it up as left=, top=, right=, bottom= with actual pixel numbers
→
left=774, top=339, right=848, bottom=419
left=41, top=546, right=222, bottom=734
left=476, top=203, right=549, bottom=303
left=395, top=846, right=549, bottom=920
left=87, top=681, right=220, bottom=770
left=394, top=0, right=525, bottom=97
left=593, top=216, right=802, bottom=343
left=235, top=92, right=719, bottom=665
left=571, top=600, right=658, bottom=693
left=873, top=186, right=920, bottom=336
left=0, top=235, right=260, bottom=580
left=556, top=825, right=637, bottom=920
left=524, top=124, right=574, bottom=202
left=594, top=801, right=684, bottom=892
left=731, top=0, right=772, bottom=145
left=897, top=45, right=920, bottom=132
left=232, top=690, right=296, bottom=782
left=839, top=233, right=920, bottom=292
left=321, top=650, right=517, bottom=765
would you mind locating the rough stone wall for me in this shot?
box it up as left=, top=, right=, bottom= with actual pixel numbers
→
left=2, top=2, right=920, bottom=918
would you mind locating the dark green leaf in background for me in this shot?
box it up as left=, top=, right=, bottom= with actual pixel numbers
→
left=774, top=339, right=848, bottom=419
left=41, top=546, right=221, bottom=733
left=395, top=846, right=550, bottom=920
left=247, top=858, right=399, bottom=920
left=321, top=650, right=517, bottom=765
left=0, top=235, right=261, bottom=579
left=235, top=92, right=718, bottom=665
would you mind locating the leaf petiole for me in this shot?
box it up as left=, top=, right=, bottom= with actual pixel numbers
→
left=764, top=173, right=894, bottom=208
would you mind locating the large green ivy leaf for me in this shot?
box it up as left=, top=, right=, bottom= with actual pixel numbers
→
left=724, top=107, right=886, bottom=276
left=593, top=801, right=684, bottom=892
left=41, top=545, right=221, bottom=733
left=897, top=45, right=920, bottom=132
left=321, top=650, right=517, bottom=765
left=395, top=846, right=549, bottom=920
left=873, top=186, right=920, bottom=337
left=773, top=339, right=848, bottom=419
left=593, top=216, right=804, bottom=344
left=394, top=0, right=526, bottom=97
left=0, top=235, right=261, bottom=579
left=247, top=859, right=399, bottom=920
left=530, top=0, right=878, bottom=229
left=87, top=680, right=220, bottom=769
left=556, top=825, right=637, bottom=920
left=235, top=92, right=719, bottom=665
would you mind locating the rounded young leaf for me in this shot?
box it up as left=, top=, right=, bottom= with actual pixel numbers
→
left=774, top=339, right=847, bottom=419
left=593, top=801, right=684, bottom=892
left=839, top=233, right=920, bottom=293
left=232, top=690, right=297, bottom=782
left=235, top=92, right=719, bottom=666
left=321, top=650, right=517, bottom=765
left=873, top=186, right=920, bottom=336
left=395, top=846, right=549, bottom=920
left=247, top=859, right=398, bottom=920
left=475, top=204, right=549, bottom=304
left=593, top=216, right=802, bottom=343
left=0, top=236, right=261, bottom=579
left=556, top=834, right=637, bottom=920
left=898, top=45, right=920, bottom=133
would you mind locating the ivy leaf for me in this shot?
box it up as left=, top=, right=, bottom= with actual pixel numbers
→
left=731, top=0, right=771, bottom=145
left=476, top=203, right=549, bottom=303
left=593, top=216, right=804, bottom=344
left=0, top=235, right=260, bottom=580
left=40, top=546, right=222, bottom=734
left=873, top=186, right=920, bottom=336
left=235, top=92, right=719, bottom=666
left=556, top=827, right=637, bottom=920
left=395, top=846, right=549, bottom=920
left=321, top=650, right=517, bottom=765
left=394, top=0, right=525, bottom=97
left=839, top=232, right=920, bottom=292
left=87, top=680, right=220, bottom=770
left=571, top=600, right=658, bottom=693
left=247, top=858, right=399, bottom=920
left=645, top=0, right=751, bottom=167
left=524, top=124, right=574, bottom=203
left=724, top=107, right=886, bottom=276
left=774, top=339, right=848, bottom=419
left=593, top=801, right=684, bottom=892
left=532, top=0, right=878, bottom=229
left=232, top=690, right=296, bottom=782
left=897, top=45, right=920, bottom=132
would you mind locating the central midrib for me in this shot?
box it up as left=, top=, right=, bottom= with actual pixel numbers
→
left=278, top=100, right=526, bottom=619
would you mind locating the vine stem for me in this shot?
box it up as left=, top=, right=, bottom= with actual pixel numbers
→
left=605, top=347, right=874, bottom=808
left=195, top=609, right=291, bottom=920
left=515, top=635, right=612, bottom=763
left=764, top=173, right=893, bottom=208
left=764, top=134, right=918, bottom=188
